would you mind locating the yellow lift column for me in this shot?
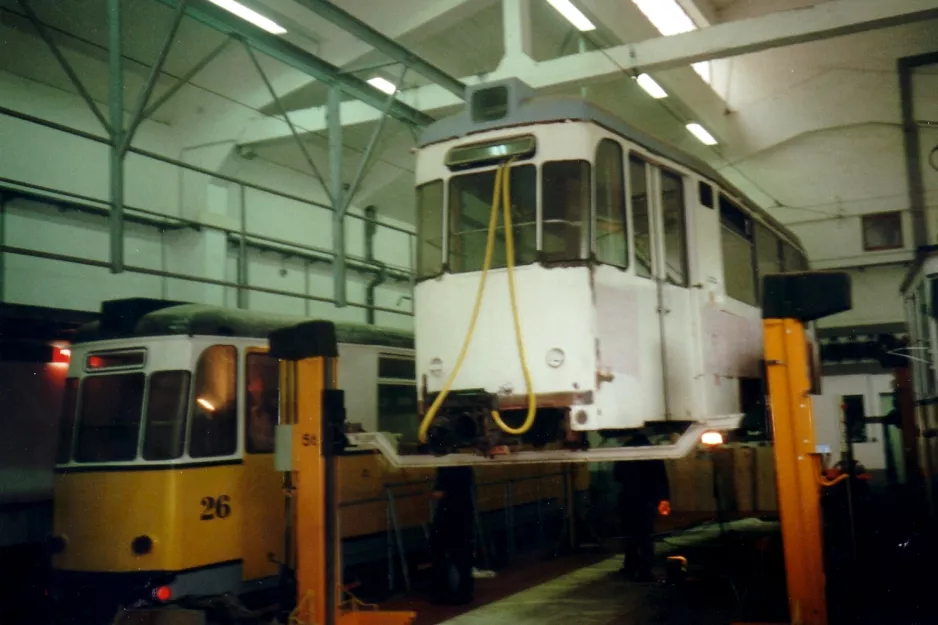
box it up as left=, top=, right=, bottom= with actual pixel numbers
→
left=761, top=271, right=851, bottom=625
left=269, top=321, right=416, bottom=625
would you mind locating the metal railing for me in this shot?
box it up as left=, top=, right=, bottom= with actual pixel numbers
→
left=0, top=108, right=418, bottom=320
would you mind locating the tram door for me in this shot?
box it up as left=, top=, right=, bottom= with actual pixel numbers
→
left=622, top=154, right=667, bottom=421
left=648, top=163, right=695, bottom=420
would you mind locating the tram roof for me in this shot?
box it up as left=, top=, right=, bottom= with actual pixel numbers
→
left=72, top=300, right=414, bottom=349
left=418, top=78, right=801, bottom=251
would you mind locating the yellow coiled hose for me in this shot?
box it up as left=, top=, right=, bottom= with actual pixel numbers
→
left=417, top=159, right=537, bottom=444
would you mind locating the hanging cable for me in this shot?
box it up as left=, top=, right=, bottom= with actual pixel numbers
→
left=417, top=163, right=506, bottom=444
left=417, top=158, right=538, bottom=443
left=489, top=157, right=537, bottom=436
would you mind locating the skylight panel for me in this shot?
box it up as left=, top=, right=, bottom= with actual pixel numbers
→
left=631, top=0, right=696, bottom=36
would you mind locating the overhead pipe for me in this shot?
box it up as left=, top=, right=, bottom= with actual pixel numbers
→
left=363, top=205, right=386, bottom=325
left=898, top=51, right=938, bottom=248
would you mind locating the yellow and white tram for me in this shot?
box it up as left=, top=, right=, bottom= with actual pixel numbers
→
left=411, top=78, right=810, bottom=455
left=50, top=299, right=578, bottom=620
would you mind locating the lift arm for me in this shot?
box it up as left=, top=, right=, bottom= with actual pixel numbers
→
left=762, top=271, right=852, bottom=625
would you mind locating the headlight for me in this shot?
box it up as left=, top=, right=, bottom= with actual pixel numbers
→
left=546, top=348, right=565, bottom=368
left=429, top=357, right=443, bottom=376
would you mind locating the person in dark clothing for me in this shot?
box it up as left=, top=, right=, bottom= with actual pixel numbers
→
left=429, top=466, right=476, bottom=604
left=613, top=433, right=671, bottom=581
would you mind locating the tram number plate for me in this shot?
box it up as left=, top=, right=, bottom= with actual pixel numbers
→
left=200, top=495, right=232, bottom=520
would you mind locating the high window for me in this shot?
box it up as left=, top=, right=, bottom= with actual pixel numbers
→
left=629, top=155, right=653, bottom=278
left=189, top=345, right=238, bottom=458
left=594, top=139, right=628, bottom=268
left=660, top=168, right=689, bottom=286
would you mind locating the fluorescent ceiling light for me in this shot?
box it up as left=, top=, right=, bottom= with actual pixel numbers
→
left=635, top=74, right=667, bottom=99
left=631, top=0, right=696, bottom=36
left=367, top=76, right=397, bottom=94
left=686, top=123, right=717, bottom=145
left=207, top=0, right=287, bottom=35
left=546, top=0, right=596, bottom=32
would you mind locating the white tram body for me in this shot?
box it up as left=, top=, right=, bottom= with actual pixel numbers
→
left=413, top=79, right=809, bottom=451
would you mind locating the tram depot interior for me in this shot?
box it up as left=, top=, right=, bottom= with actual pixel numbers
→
left=2, top=0, right=938, bottom=624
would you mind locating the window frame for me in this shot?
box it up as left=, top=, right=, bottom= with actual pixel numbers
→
left=376, top=353, right=418, bottom=440
left=55, top=377, right=80, bottom=465
left=187, top=343, right=240, bottom=460
left=657, top=166, right=690, bottom=287
left=141, top=369, right=192, bottom=461
left=84, top=348, right=147, bottom=373
left=593, top=138, right=629, bottom=270
left=244, top=348, right=279, bottom=455
left=540, top=159, right=592, bottom=264
left=416, top=179, right=445, bottom=280
left=73, top=371, right=147, bottom=464
left=861, top=210, right=904, bottom=252
left=446, top=163, right=538, bottom=274
left=718, top=193, right=759, bottom=306
left=627, top=153, right=654, bottom=279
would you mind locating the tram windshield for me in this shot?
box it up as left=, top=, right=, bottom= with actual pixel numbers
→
left=448, top=165, right=537, bottom=273
left=417, top=161, right=593, bottom=278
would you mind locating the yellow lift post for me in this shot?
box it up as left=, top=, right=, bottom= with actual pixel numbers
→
left=759, top=271, right=852, bottom=625
left=269, top=321, right=417, bottom=625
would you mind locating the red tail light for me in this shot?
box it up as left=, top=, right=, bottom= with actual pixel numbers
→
left=153, top=586, right=172, bottom=602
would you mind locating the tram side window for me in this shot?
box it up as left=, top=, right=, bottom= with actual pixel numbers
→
left=246, top=352, right=279, bottom=454
left=55, top=378, right=79, bottom=464
left=594, top=139, right=628, bottom=268
left=416, top=180, right=444, bottom=279
left=720, top=195, right=758, bottom=306
left=377, top=355, right=418, bottom=442
left=542, top=160, right=590, bottom=262
left=755, top=223, right=783, bottom=290
left=660, top=169, right=689, bottom=287
left=142, top=371, right=191, bottom=461
left=448, top=165, right=536, bottom=273
left=189, top=345, right=238, bottom=458
left=74, top=374, right=146, bottom=462
left=629, top=156, right=653, bottom=278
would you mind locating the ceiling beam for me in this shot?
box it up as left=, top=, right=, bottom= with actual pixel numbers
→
left=239, top=0, right=938, bottom=145
left=291, top=0, right=466, bottom=99
left=156, top=0, right=434, bottom=127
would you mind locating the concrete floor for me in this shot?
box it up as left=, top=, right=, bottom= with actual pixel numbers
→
left=430, top=519, right=787, bottom=625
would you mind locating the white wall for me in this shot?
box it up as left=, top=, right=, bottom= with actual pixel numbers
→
left=818, top=264, right=909, bottom=329
left=0, top=70, right=414, bottom=330
left=813, top=373, right=893, bottom=473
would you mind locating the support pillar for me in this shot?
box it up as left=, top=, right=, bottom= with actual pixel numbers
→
left=502, top=0, right=533, bottom=62
left=762, top=271, right=852, bottom=625
left=107, top=0, right=124, bottom=273
left=328, top=86, right=347, bottom=307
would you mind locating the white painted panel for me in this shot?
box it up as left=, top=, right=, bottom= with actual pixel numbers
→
left=593, top=267, right=662, bottom=429
left=415, top=265, right=595, bottom=400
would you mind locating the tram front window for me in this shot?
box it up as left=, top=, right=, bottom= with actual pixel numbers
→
left=55, top=378, right=79, bottom=464
left=189, top=345, right=238, bottom=458
left=142, top=371, right=191, bottom=460
left=542, top=160, right=590, bottom=262
left=417, top=180, right=444, bottom=279
left=448, top=165, right=536, bottom=273
left=73, top=373, right=146, bottom=462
